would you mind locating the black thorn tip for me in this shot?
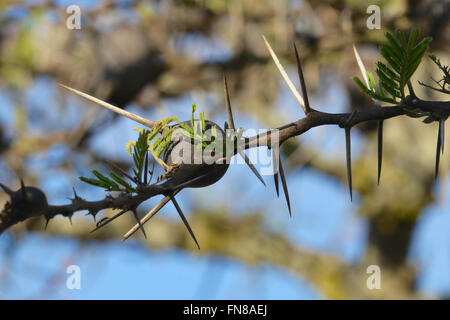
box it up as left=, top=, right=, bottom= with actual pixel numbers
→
left=44, top=218, right=51, bottom=230
left=90, top=209, right=127, bottom=233
left=238, top=150, right=265, bottom=187
left=132, top=208, right=147, bottom=238
left=223, top=74, right=235, bottom=130
left=72, top=187, right=79, bottom=199
left=144, top=153, right=149, bottom=184
left=170, top=195, right=200, bottom=250
left=0, top=183, right=14, bottom=197
left=20, top=179, right=29, bottom=202
left=293, top=42, right=311, bottom=113
left=345, top=128, right=353, bottom=201
left=272, top=148, right=280, bottom=197
left=377, top=120, right=383, bottom=185
left=278, top=156, right=291, bottom=217
left=435, top=123, right=442, bottom=179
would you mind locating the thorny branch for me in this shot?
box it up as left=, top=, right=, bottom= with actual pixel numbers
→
left=1, top=37, right=449, bottom=247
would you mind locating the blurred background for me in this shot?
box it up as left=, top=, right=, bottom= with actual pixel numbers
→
left=0, top=0, right=449, bottom=299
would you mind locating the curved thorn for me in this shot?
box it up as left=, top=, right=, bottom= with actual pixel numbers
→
left=132, top=208, right=147, bottom=238
left=345, top=128, right=353, bottom=201
left=58, top=83, right=155, bottom=128
left=436, top=121, right=442, bottom=179
left=0, top=183, right=14, bottom=197
left=377, top=120, right=383, bottom=185
left=223, top=75, right=235, bottom=130
left=90, top=209, right=128, bottom=233
left=170, top=195, right=200, bottom=250
left=293, top=42, right=311, bottom=113
left=278, top=156, right=291, bottom=216
left=238, top=149, right=265, bottom=186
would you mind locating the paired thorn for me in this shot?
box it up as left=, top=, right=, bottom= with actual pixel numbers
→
left=262, top=35, right=307, bottom=114
left=345, top=127, right=353, bottom=201
left=293, top=42, right=311, bottom=113
left=58, top=83, right=155, bottom=128
left=223, top=74, right=265, bottom=186
left=170, top=194, right=200, bottom=250
left=377, top=120, right=383, bottom=185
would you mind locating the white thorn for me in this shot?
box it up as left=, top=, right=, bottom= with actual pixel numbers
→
left=58, top=83, right=155, bottom=128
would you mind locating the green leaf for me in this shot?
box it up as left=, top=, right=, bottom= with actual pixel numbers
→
left=354, top=28, right=431, bottom=102
left=92, top=170, right=119, bottom=190
left=367, top=72, right=376, bottom=91
left=79, top=177, right=108, bottom=189
left=109, top=172, right=136, bottom=192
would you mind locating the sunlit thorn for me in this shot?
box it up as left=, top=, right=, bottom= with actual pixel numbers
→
left=278, top=156, right=291, bottom=216
left=262, top=35, right=307, bottom=114
left=170, top=195, right=200, bottom=250
left=293, top=42, right=311, bottom=113
left=345, top=128, right=353, bottom=201
left=377, top=120, right=383, bottom=185
left=58, top=83, right=155, bottom=128
left=353, top=44, right=369, bottom=88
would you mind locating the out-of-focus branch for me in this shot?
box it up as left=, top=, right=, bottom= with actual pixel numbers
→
left=16, top=210, right=421, bottom=300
